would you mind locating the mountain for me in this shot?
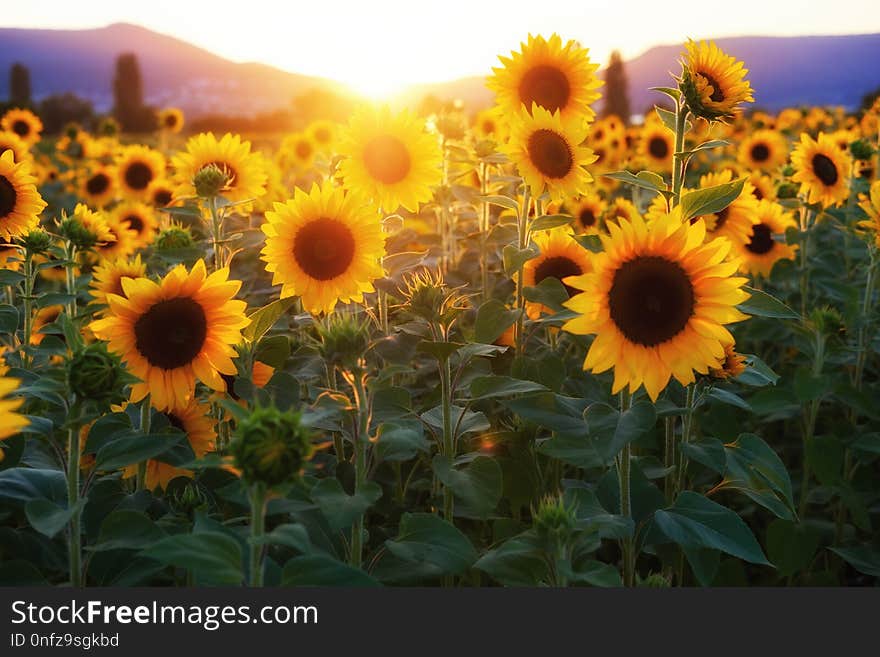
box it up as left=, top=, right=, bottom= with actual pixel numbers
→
left=1, top=24, right=879, bottom=118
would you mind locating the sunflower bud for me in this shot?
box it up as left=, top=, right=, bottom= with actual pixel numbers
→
left=776, top=182, right=799, bottom=199
left=193, top=163, right=230, bottom=198
left=710, top=344, right=747, bottom=380
left=64, top=123, right=81, bottom=140
left=532, top=494, right=577, bottom=548
left=474, top=139, right=498, bottom=159
left=435, top=112, right=466, bottom=141
left=640, top=573, right=671, bottom=588
left=399, top=269, right=466, bottom=328
left=66, top=343, right=130, bottom=410
left=170, top=481, right=210, bottom=516
left=58, top=217, right=98, bottom=250
left=18, top=229, right=52, bottom=255
left=230, top=406, right=314, bottom=488
left=155, top=225, right=195, bottom=251
left=850, top=139, right=875, bottom=162
left=810, top=305, right=844, bottom=338
left=316, top=313, right=371, bottom=372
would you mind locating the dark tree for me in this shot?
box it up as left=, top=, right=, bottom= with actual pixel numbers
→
left=38, top=94, right=95, bottom=134
left=9, top=63, right=31, bottom=106
left=112, top=53, right=156, bottom=132
left=602, top=50, right=631, bottom=125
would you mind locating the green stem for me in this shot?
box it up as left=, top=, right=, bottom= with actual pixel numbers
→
left=676, top=384, right=696, bottom=496
left=67, top=426, right=82, bottom=587
left=799, top=329, right=826, bottom=519
left=22, top=252, right=34, bottom=367
left=514, top=186, right=531, bottom=359
left=249, top=482, right=267, bottom=587
left=479, top=161, right=491, bottom=302
left=618, top=390, right=634, bottom=587
left=798, top=204, right=812, bottom=319
left=664, top=416, right=675, bottom=504
left=136, top=395, right=151, bottom=491
left=208, top=196, right=224, bottom=273
left=440, top=355, right=454, bottom=522
left=349, top=371, right=370, bottom=569
left=670, top=104, right=690, bottom=207
left=64, top=243, right=78, bottom=320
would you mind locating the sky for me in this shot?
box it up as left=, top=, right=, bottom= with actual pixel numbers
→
left=6, top=0, right=880, bottom=97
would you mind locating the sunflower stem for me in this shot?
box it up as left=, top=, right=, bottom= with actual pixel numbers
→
left=799, top=326, right=826, bottom=519
left=248, top=482, right=267, bottom=587
left=670, top=104, right=690, bottom=207
left=664, top=416, right=675, bottom=504
left=136, top=395, right=151, bottom=492
left=64, top=242, right=78, bottom=320
left=349, top=370, right=371, bottom=569
left=618, top=389, right=634, bottom=587
left=208, top=195, right=224, bottom=273
left=22, top=251, right=35, bottom=368
left=439, top=353, right=454, bottom=523
left=676, top=384, right=696, bottom=497
left=66, top=425, right=82, bottom=587
left=479, top=160, right=491, bottom=302
left=798, top=202, right=813, bottom=318
left=514, top=186, right=531, bottom=359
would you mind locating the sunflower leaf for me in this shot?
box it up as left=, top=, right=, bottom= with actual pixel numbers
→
left=479, top=195, right=520, bottom=212
left=679, top=178, right=745, bottom=222
left=530, top=214, right=573, bottom=232
left=243, top=297, right=298, bottom=342
left=737, top=286, right=800, bottom=320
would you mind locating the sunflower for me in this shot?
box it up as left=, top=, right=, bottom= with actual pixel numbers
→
left=0, top=108, right=43, bottom=146
left=92, top=211, right=137, bottom=261
left=146, top=178, right=175, bottom=209
left=282, top=132, right=317, bottom=170
left=337, top=105, right=442, bottom=212
left=32, top=305, right=63, bottom=345
left=112, top=201, right=158, bottom=250
left=0, top=150, right=46, bottom=241
left=80, top=165, right=117, bottom=208
left=693, top=170, right=758, bottom=245
left=567, top=193, right=606, bottom=234
left=605, top=197, right=641, bottom=226
left=171, top=132, right=267, bottom=203
left=472, top=108, right=506, bottom=141
left=70, top=203, right=115, bottom=247
left=857, top=180, right=880, bottom=247
left=158, top=107, right=184, bottom=134
left=307, top=120, right=337, bottom=152
left=504, top=104, right=595, bottom=202
left=116, top=146, right=167, bottom=200
left=89, top=259, right=249, bottom=411
left=733, top=200, right=798, bottom=277
left=791, top=133, right=853, bottom=208
left=0, top=376, right=27, bottom=441
left=710, top=342, right=747, bottom=380
left=122, top=399, right=215, bottom=490
left=488, top=33, right=602, bottom=122
left=0, top=131, right=30, bottom=163
left=261, top=182, right=385, bottom=315
left=738, top=129, right=788, bottom=171
left=88, top=255, right=147, bottom=310
left=748, top=172, right=776, bottom=202
left=522, top=227, right=592, bottom=319
left=638, top=123, right=674, bottom=172
left=679, top=40, right=753, bottom=121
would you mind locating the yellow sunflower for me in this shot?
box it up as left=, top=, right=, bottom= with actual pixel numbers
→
left=605, top=197, right=641, bottom=226
left=146, top=178, right=175, bottom=209
left=337, top=105, right=442, bottom=212
left=80, top=165, right=117, bottom=208
left=171, top=132, right=267, bottom=203
left=791, top=133, right=852, bottom=208
left=857, top=180, right=880, bottom=247
left=0, top=108, right=43, bottom=146
left=0, top=150, right=46, bottom=241
left=522, top=227, right=592, bottom=319
left=504, top=104, right=595, bottom=202
left=0, top=131, right=30, bottom=163
left=307, top=120, right=337, bottom=152
left=748, top=172, right=776, bottom=202
left=261, top=182, right=385, bottom=315
left=488, top=33, right=602, bottom=122
left=639, top=123, right=675, bottom=172
left=88, top=255, right=148, bottom=310
left=116, top=146, right=167, bottom=200
left=567, top=193, right=607, bottom=234
left=733, top=200, right=798, bottom=277
left=158, top=107, right=184, bottom=134
left=92, top=211, right=137, bottom=261
left=89, top=259, right=249, bottom=411
left=282, top=132, right=317, bottom=170
left=0, top=376, right=27, bottom=441
left=472, top=108, right=506, bottom=141
left=70, top=203, right=115, bottom=247
left=122, top=399, right=215, bottom=490
left=112, top=201, right=158, bottom=250
left=693, top=170, right=758, bottom=245
left=563, top=211, right=750, bottom=401
left=679, top=40, right=754, bottom=121
left=738, top=129, right=788, bottom=171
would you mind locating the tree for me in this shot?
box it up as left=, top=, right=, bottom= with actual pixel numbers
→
left=112, top=53, right=156, bottom=133
left=38, top=94, right=95, bottom=134
left=602, top=50, right=631, bottom=125
left=9, top=63, right=31, bottom=106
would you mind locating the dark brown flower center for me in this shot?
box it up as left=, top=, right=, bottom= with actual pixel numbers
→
left=527, top=129, right=573, bottom=179
left=134, top=297, right=207, bottom=369
left=363, top=135, right=411, bottom=185
left=750, top=143, right=770, bottom=162
left=295, top=140, right=313, bottom=159
left=0, top=175, right=17, bottom=217
left=609, top=255, right=695, bottom=346
left=86, top=172, right=110, bottom=196
left=293, top=217, right=356, bottom=281
left=161, top=412, right=186, bottom=432
left=746, top=223, right=775, bottom=255
left=534, top=255, right=582, bottom=297
left=579, top=207, right=597, bottom=228
left=154, top=189, right=173, bottom=207
left=648, top=136, right=670, bottom=159
left=164, top=114, right=178, bottom=128
left=713, top=205, right=730, bottom=230
left=125, top=213, right=144, bottom=234
left=812, top=153, right=838, bottom=186
left=752, top=185, right=764, bottom=200
left=518, top=65, right=570, bottom=113
left=124, top=162, right=154, bottom=190
left=314, top=128, right=331, bottom=143
left=12, top=120, right=30, bottom=137
left=699, top=72, right=725, bottom=103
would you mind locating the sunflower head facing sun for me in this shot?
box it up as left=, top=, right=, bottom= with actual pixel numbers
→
left=261, top=182, right=386, bottom=315
left=679, top=40, right=754, bottom=122
left=488, top=33, right=603, bottom=123
left=738, top=129, right=788, bottom=171
left=0, top=150, right=46, bottom=242
left=88, top=254, right=148, bottom=310
left=172, top=132, right=267, bottom=204
left=563, top=211, right=750, bottom=401
left=112, top=201, right=159, bottom=250
left=0, top=108, right=43, bottom=146
left=89, top=259, right=250, bottom=411
left=158, top=107, right=184, bottom=134
left=80, top=164, right=118, bottom=208
left=567, top=193, right=607, bottom=235
left=522, top=227, right=593, bottom=319
left=791, top=132, right=853, bottom=208
left=504, top=104, right=596, bottom=203
left=733, top=199, right=799, bottom=277
left=116, top=145, right=167, bottom=200
left=337, top=105, right=442, bottom=213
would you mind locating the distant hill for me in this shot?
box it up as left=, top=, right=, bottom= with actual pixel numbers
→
left=1, top=23, right=878, bottom=118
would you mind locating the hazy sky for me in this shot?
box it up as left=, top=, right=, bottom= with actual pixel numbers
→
left=6, top=0, right=880, bottom=96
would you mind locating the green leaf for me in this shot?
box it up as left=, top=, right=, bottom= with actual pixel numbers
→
left=530, top=214, right=573, bottom=232
left=0, top=468, right=67, bottom=505
left=469, top=376, right=548, bottom=401
left=828, top=545, right=880, bottom=577
left=503, top=393, right=588, bottom=436
left=655, top=106, right=678, bottom=133
left=565, top=487, right=632, bottom=540
left=282, top=555, right=380, bottom=587
left=707, top=387, right=751, bottom=411
left=421, top=405, right=489, bottom=436
left=806, top=435, right=843, bottom=486
left=375, top=421, right=430, bottom=462
left=650, top=86, right=682, bottom=101
left=474, top=299, right=519, bottom=345
left=502, top=243, right=540, bottom=276
left=254, top=334, right=290, bottom=369
left=141, top=531, right=243, bottom=585
left=737, top=287, right=800, bottom=319
left=432, top=455, right=502, bottom=519
left=262, top=524, right=312, bottom=554
left=83, top=412, right=133, bottom=453
left=0, top=269, right=24, bottom=286
left=538, top=434, right=604, bottom=469
left=92, top=510, right=166, bottom=551
left=653, top=491, right=771, bottom=565
left=384, top=513, right=478, bottom=577
left=738, top=354, right=780, bottom=387
left=417, top=340, right=464, bottom=363
left=479, top=195, right=519, bottom=211
left=605, top=401, right=656, bottom=461
left=242, top=297, right=297, bottom=342
left=94, top=432, right=185, bottom=472
left=0, top=304, right=19, bottom=334
left=716, top=433, right=795, bottom=520
left=680, top=436, right=727, bottom=474
left=679, top=178, right=745, bottom=222
left=311, top=479, right=382, bottom=531
left=603, top=170, right=667, bottom=193
left=382, top=250, right=427, bottom=277
left=676, top=140, right=730, bottom=156
left=566, top=559, right=623, bottom=587
left=25, top=499, right=83, bottom=538
left=523, top=277, right=570, bottom=313
left=794, top=368, right=833, bottom=403
left=766, top=520, right=820, bottom=578
left=474, top=534, right=547, bottom=586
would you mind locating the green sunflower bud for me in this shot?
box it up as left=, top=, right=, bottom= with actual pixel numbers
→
left=532, top=494, right=577, bottom=548
left=399, top=269, right=466, bottom=328
left=58, top=217, right=98, bottom=250
left=640, top=573, right=671, bottom=588
left=474, top=139, right=498, bottom=160
left=776, top=182, right=799, bottom=200
left=193, top=163, right=230, bottom=198
left=230, top=406, right=314, bottom=489
left=155, top=225, right=195, bottom=251
left=66, top=343, right=130, bottom=410
left=850, top=139, right=875, bottom=162
left=18, top=229, right=52, bottom=255
left=169, top=481, right=210, bottom=516
left=316, top=313, right=371, bottom=372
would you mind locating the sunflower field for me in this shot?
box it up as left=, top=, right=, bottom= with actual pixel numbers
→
left=0, top=35, right=879, bottom=589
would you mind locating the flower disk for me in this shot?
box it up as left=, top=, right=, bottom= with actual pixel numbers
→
left=0, top=150, right=46, bottom=241
left=791, top=132, right=852, bottom=208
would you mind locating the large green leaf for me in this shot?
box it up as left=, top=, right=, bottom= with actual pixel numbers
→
left=469, top=376, right=548, bottom=401
left=242, top=297, right=297, bottom=342
left=737, top=287, right=800, bottom=319
left=375, top=421, right=430, bottom=462
left=679, top=178, right=745, bottom=222
left=310, top=479, right=382, bottom=531
left=432, top=456, right=502, bottom=519
left=766, top=520, right=820, bottom=578
left=92, top=510, right=167, bottom=551
left=829, top=545, right=880, bottom=577
left=716, top=433, right=795, bottom=520
left=282, top=555, right=380, bottom=587
left=25, top=499, right=84, bottom=538
left=94, top=431, right=184, bottom=471
left=0, top=468, right=67, bottom=505
left=474, top=299, right=519, bottom=345
left=384, top=513, right=478, bottom=577
left=141, top=531, right=243, bottom=585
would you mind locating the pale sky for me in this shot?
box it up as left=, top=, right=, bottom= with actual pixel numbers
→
left=6, top=0, right=880, bottom=96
